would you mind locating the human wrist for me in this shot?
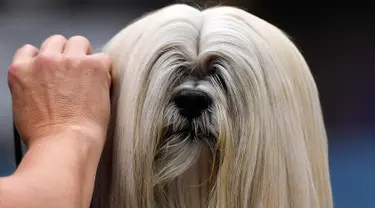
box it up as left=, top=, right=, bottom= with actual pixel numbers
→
left=27, top=122, right=108, bottom=150
left=16, top=124, right=107, bottom=176
left=11, top=123, right=107, bottom=208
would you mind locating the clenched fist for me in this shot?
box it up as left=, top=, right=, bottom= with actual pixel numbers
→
left=8, top=35, right=112, bottom=146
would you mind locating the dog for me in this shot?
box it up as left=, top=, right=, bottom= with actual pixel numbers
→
left=91, top=4, right=333, bottom=208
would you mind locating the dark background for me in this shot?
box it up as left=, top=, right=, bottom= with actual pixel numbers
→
left=0, top=0, right=374, bottom=207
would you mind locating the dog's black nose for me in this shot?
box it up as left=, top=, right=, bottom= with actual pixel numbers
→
left=174, top=89, right=212, bottom=118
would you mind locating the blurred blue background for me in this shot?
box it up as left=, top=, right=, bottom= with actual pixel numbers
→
left=0, top=0, right=374, bottom=207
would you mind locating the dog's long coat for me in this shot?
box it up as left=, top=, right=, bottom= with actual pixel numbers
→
left=91, top=4, right=333, bottom=208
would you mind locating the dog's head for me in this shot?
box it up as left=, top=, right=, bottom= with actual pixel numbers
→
left=93, top=4, right=333, bottom=208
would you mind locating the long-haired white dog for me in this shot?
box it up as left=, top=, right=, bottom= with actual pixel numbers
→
left=92, top=4, right=333, bottom=208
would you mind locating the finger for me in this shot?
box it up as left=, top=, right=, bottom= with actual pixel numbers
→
left=90, top=53, right=112, bottom=73
left=63, top=36, right=92, bottom=56
left=39, top=35, right=67, bottom=55
left=90, top=53, right=112, bottom=86
left=12, top=44, right=39, bottom=63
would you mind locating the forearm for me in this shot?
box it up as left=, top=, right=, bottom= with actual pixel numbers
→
left=0, top=127, right=104, bottom=208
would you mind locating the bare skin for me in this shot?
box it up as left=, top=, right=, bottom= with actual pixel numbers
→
left=0, top=35, right=112, bottom=208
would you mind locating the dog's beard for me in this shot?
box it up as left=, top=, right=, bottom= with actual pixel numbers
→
left=156, top=105, right=217, bottom=184
left=147, top=74, right=226, bottom=206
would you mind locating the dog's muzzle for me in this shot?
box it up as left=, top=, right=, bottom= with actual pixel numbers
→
left=173, top=89, right=212, bottom=119
left=162, top=81, right=217, bottom=141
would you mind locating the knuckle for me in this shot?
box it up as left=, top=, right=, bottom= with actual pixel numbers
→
left=8, top=62, right=22, bottom=76
left=21, top=44, right=36, bottom=51
left=69, top=35, right=89, bottom=43
left=15, top=44, right=36, bottom=55
left=97, top=53, right=111, bottom=61
left=34, top=53, right=61, bottom=67
left=62, top=55, right=84, bottom=68
left=50, top=34, right=67, bottom=42
left=82, top=59, right=99, bottom=71
left=92, top=53, right=111, bottom=68
left=9, top=62, right=23, bottom=72
left=89, top=61, right=104, bottom=72
left=8, top=62, right=24, bottom=86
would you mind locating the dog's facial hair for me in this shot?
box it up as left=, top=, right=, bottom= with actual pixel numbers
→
left=92, top=4, right=333, bottom=208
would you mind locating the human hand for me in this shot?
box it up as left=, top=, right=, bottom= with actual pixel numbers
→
left=8, top=35, right=112, bottom=147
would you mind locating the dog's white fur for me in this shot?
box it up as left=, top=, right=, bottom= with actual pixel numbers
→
left=92, top=4, right=333, bottom=208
